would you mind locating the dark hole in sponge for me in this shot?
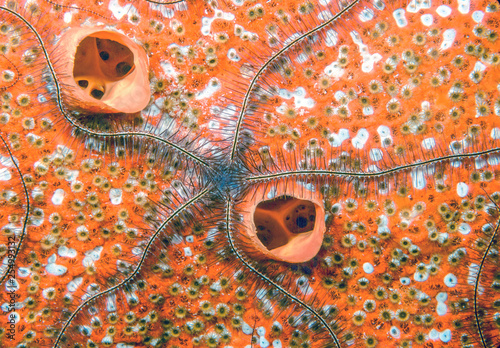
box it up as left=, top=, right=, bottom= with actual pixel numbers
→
left=91, top=89, right=104, bottom=100
left=78, top=80, right=89, bottom=88
left=116, top=62, right=132, bottom=76
left=99, top=51, right=110, bottom=61
left=296, top=216, right=308, bottom=228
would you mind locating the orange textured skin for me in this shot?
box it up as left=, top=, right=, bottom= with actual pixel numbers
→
left=0, top=0, right=500, bottom=348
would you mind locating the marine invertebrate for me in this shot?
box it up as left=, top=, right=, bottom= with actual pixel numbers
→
left=0, top=0, right=500, bottom=347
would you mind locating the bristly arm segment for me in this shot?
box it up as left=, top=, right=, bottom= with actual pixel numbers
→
left=474, top=195, right=500, bottom=348
left=0, top=135, right=30, bottom=287
left=53, top=186, right=211, bottom=347
left=228, top=0, right=361, bottom=163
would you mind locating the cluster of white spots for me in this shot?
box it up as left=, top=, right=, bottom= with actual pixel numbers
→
left=488, top=154, right=500, bottom=166
left=278, top=87, right=315, bottom=109
left=67, top=277, right=83, bottom=293
left=411, top=167, right=427, bottom=190
left=421, top=137, right=435, bottom=150
left=58, top=245, right=77, bottom=258
left=473, top=156, right=485, bottom=169
left=117, top=260, right=133, bottom=276
left=143, top=98, right=162, bottom=117
left=46, top=254, right=67, bottom=276
left=377, top=215, right=390, bottom=237
left=328, top=129, right=349, bottom=147
left=298, top=181, right=316, bottom=192
left=256, top=327, right=270, bottom=348
left=393, top=9, right=408, bottom=27
left=429, top=329, right=452, bottom=343
left=324, top=61, right=344, bottom=78
left=108, top=0, right=139, bottom=22
left=242, top=321, right=254, bottom=335
left=495, top=97, right=500, bottom=115
left=350, top=31, right=382, bottom=73
left=407, top=0, right=431, bottom=12
left=1, top=297, right=21, bottom=316
left=0, top=167, right=11, bottom=181
left=324, top=29, right=338, bottom=47
left=160, top=61, right=178, bottom=78
left=359, top=8, right=374, bottom=22
left=208, top=119, right=220, bottom=130
left=440, top=29, right=456, bottom=50
left=472, top=11, right=484, bottom=23
left=242, top=324, right=282, bottom=348
left=62, top=8, right=78, bottom=24
left=1, top=70, right=14, bottom=82
left=266, top=187, right=277, bottom=199
left=196, top=78, right=221, bottom=100
left=109, top=188, right=122, bottom=205
left=436, top=292, right=448, bottom=316
left=131, top=244, right=143, bottom=258
left=17, top=267, right=30, bottom=278
left=473, top=60, right=487, bottom=73
left=420, top=13, right=433, bottom=26
left=458, top=222, right=471, bottom=235
left=183, top=247, right=192, bottom=257
left=352, top=129, right=369, bottom=149
left=363, top=262, right=374, bottom=274
left=334, top=91, right=347, bottom=102
left=456, top=182, right=469, bottom=197
left=0, top=155, right=15, bottom=167
left=370, top=148, right=383, bottom=162
left=436, top=5, right=452, bottom=17
left=297, top=276, right=313, bottom=295
left=362, top=105, right=374, bottom=115
left=51, top=188, right=65, bottom=205
left=457, top=0, right=470, bottom=14
left=400, top=277, right=411, bottom=285
left=414, top=265, right=429, bottom=282
left=83, top=246, right=103, bottom=267
left=227, top=48, right=240, bottom=62
left=207, top=104, right=235, bottom=131
left=492, top=128, right=500, bottom=139
left=4, top=277, right=19, bottom=294
left=444, top=273, right=457, bottom=287
left=377, top=125, right=392, bottom=146
left=202, top=10, right=235, bottom=36
left=389, top=326, right=401, bottom=339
